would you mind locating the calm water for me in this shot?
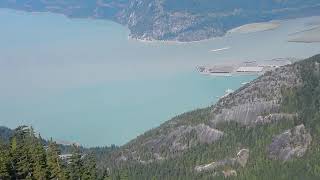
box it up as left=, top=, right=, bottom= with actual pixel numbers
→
left=0, top=9, right=319, bottom=146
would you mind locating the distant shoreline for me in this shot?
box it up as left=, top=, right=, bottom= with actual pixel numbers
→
left=288, top=26, right=320, bottom=43
left=2, top=8, right=318, bottom=44
left=227, top=21, right=281, bottom=34
left=129, top=21, right=283, bottom=44
left=127, top=34, right=216, bottom=45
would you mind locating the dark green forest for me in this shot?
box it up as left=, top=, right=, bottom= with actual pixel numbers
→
left=0, top=126, right=100, bottom=180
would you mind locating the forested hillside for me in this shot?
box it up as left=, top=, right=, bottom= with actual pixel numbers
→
left=98, top=54, right=320, bottom=179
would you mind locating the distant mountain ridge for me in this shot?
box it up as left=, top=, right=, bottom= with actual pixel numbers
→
left=0, top=126, right=13, bottom=143
left=1, top=0, right=320, bottom=41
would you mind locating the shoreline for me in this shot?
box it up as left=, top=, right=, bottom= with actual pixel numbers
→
left=130, top=16, right=320, bottom=43
left=2, top=7, right=319, bottom=44
left=227, top=21, right=281, bottom=34
left=128, top=21, right=284, bottom=44
left=127, top=34, right=217, bottom=45
left=288, top=26, right=320, bottom=43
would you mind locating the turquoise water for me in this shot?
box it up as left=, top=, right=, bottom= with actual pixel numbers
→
left=0, top=9, right=319, bottom=146
left=0, top=72, right=255, bottom=146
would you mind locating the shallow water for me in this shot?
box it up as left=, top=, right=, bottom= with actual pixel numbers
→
left=0, top=9, right=319, bottom=146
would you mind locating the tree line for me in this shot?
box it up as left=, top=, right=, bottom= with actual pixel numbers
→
left=0, top=126, right=99, bottom=180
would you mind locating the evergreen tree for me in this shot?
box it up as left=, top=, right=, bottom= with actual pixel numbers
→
left=0, top=140, right=10, bottom=179
left=68, top=144, right=83, bottom=180
left=11, top=126, right=33, bottom=179
left=0, top=126, right=102, bottom=180
left=81, top=154, right=97, bottom=180
left=31, top=134, right=48, bottom=180
left=47, top=139, right=67, bottom=180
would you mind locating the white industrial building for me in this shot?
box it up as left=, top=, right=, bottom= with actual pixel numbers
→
left=236, top=66, right=264, bottom=72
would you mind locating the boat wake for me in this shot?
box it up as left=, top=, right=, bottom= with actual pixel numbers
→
left=210, top=47, right=230, bottom=52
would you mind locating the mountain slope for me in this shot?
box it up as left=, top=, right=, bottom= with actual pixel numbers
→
left=100, top=54, right=320, bottom=179
left=1, top=0, right=320, bottom=41
left=0, top=126, right=13, bottom=143
left=110, top=56, right=303, bottom=162
left=121, top=0, right=320, bottom=41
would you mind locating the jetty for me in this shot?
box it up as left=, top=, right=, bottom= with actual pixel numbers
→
left=198, top=58, right=294, bottom=76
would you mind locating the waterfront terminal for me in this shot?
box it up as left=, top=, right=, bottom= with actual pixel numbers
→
left=197, top=58, right=296, bottom=76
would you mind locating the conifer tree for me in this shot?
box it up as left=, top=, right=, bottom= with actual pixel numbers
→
left=11, top=126, right=33, bottom=179
left=68, top=144, right=83, bottom=180
left=0, top=126, right=104, bottom=180
left=47, top=139, right=67, bottom=180
left=81, top=154, right=97, bottom=180
left=31, top=134, right=48, bottom=180
left=0, top=140, right=10, bottom=179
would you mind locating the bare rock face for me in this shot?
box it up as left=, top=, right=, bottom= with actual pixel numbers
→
left=195, top=148, right=249, bottom=173
left=120, top=123, right=224, bottom=163
left=255, top=113, right=297, bottom=125
left=267, top=124, right=312, bottom=162
left=212, top=101, right=280, bottom=126
left=211, top=64, right=302, bottom=126
left=195, top=124, right=224, bottom=144
left=145, top=124, right=224, bottom=153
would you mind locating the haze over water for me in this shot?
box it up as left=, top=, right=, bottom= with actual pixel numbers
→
left=0, top=9, right=319, bottom=146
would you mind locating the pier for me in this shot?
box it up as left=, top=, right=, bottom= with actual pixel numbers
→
left=198, top=58, right=294, bottom=76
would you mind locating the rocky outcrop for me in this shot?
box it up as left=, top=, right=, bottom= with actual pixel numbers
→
left=143, top=124, right=224, bottom=154
left=211, top=64, right=302, bottom=126
left=117, top=123, right=224, bottom=163
left=212, top=101, right=281, bottom=126
left=267, top=124, right=312, bottom=162
left=255, top=113, right=297, bottom=125
left=121, top=0, right=226, bottom=42
left=195, top=149, right=249, bottom=173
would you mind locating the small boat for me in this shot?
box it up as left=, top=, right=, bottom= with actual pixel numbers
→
left=225, top=89, right=234, bottom=94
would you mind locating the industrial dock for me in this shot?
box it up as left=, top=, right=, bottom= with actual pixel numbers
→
left=198, top=58, right=295, bottom=76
